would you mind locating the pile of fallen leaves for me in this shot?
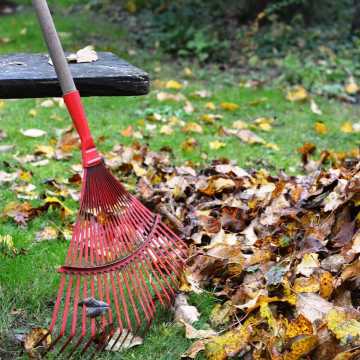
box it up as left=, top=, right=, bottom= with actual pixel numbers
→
left=1, top=121, right=360, bottom=359
left=126, top=144, right=360, bottom=359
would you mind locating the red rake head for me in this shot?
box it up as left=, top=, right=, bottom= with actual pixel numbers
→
left=43, top=162, right=188, bottom=357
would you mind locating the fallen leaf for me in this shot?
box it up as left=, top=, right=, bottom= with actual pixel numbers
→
left=160, top=125, right=174, bottom=135
left=182, top=339, right=208, bottom=358
left=181, top=321, right=217, bottom=339
left=40, top=99, right=54, bottom=108
left=35, top=226, right=59, bottom=242
left=297, top=293, right=334, bottom=322
left=296, top=253, right=320, bottom=277
left=286, top=314, right=314, bottom=339
left=120, top=125, right=134, bottom=137
left=286, top=85, right=309, bottom=102
left=20, top=128, right=47, bottom=138
left=319, top=272, right=334, bottom=299
left=314, top=122, right=328, bottom=135
left=254, top=117, right=273, bottom=131
left=344, top=76, right=359, bottom=95
left=174, top=294, right=200, bottom=324
left=284, top=335, right=318, bottom=360
left=340, top=122, right=353, bottom=133
left=310, top=99, right=322, bottom=115
left=24, top=328, right=51, bottom=359
left=182, top=122, right=203, bottom=134
left=220, top=102, right=239, bottom=111
left=75, top=45, right=98, bottom=63
left=205, top=102, right=216, bottom=110
left=157, top=92, right=184, bottom=102
left=224, top=128, right=265, bottom=144
left=326, top=309, right=360, bottom=343
left=166, top=80, right=183, bottom=90
left=209, top=140, right=226, bottom=150
left=105, top=328, right=143, bottom=351
left=0, top=234, right=18, bottom=256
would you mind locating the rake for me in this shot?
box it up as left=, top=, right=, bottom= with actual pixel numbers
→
left=32, top=0, right=188, bottom=357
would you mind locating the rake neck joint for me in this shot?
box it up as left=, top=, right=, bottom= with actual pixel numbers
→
left=63, top=90, right=102, bottom=167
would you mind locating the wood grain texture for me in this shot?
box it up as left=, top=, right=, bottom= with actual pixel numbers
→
left=0, top=52, right=149, bottom=98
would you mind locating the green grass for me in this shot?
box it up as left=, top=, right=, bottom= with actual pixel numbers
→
left=0, top=2, right=360, bottom=360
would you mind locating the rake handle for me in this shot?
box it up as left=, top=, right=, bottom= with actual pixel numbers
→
left=32, top=0, right=101, bottom=167
left=32, top=0, right=75, bottom=94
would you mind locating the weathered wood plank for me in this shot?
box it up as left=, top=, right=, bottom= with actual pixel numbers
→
left=0, top=52, right=149, bottom=98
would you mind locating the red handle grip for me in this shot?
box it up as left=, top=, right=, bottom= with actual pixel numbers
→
left=63, top=90, right=102, bottom=167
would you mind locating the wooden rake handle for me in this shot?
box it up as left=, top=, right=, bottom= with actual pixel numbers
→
left=32, top=0, right=101, bottom=167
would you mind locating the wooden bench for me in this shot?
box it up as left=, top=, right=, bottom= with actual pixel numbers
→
left=0, top=52, right=150, bottom=98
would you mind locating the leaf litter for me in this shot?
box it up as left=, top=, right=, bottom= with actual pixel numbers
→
left=1, top=121, right=360, bottom=358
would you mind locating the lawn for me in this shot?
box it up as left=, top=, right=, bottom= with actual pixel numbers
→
left=0, top=2, right=359, bottom=359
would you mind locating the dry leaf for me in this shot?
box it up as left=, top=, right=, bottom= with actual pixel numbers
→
left=209, top=140, right=226, bottom=150
left=340, top=122, right=353, bottom=133
left=296, top=253, right=320, bottom=277
left=75, top=45, right=98, bottom=63
left=24, top=328, right=51, bottom=359
left=310, top=99, right=322, bottom=115
left=105, top=329, right=143, bottom=351
left=157, top=92, right=185, bottom=102
left=286, top=85, right=309, bottom=102
left=165, top=80, right=183, bottom=90
left=20, top=128, right=47, bottom=138
left=220, top=102, right=239, bottom=111
left=35, top=226, right=59, bottom=242
left=224, top=128, right=265, bottom=144
left=174, top=294, right=200, bottom=324
left=344, top=76, right=359, bottom=95
left=314, top=122, right=328, bottom=135
left=181, top=321, right=216, bottom=340
left=182, top=122, right=203, bottom=134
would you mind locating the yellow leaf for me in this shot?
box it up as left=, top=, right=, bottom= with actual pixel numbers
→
left=201, top=114, right=222, bottom=123
left=264, top=142, right=280, bottom=151
left=0, top=234, right=17, bottom=256
left=156, top=92, right=184, bottom=102
left=125, top=0, right=137, bottom=13
left=220, top=102, right=239, bottom=111
left=205, top=323, right=251, bottom=360
left=183, top=67, right=193, bottom=77
left=28, top=109, right=37, bottom=117
left=0, top=100, right=6, bottom=109
left=232, top=120, right=248, bottom=129
left=132, top=162, right=147, bottom=177
left=296, top=253, right=320, bottom=277
left=340, top=121, right=353, bottom=133
left=326, top=309, right=360, bottom=343
left=165, top=80, right=183, bottom=90
left=209, top=140, right=226, bottom=150
left=205, top=102, right=216, bottom=110
left=319, top=271, right=334, bottom=299
left=345, top=76, right=359, bottom=95
left=254, top=117, right=273, bottom=131
left=34, top=145, right=55, bottom=158
left=286, top=314, right=313, bottom=339
left=284, top=335, right=318, bottom=360
left=286, top=85, right=309, bottom=102
left=182, top=122, right=203, bottom=133
left=259, top=302, right=278, bottom=332
left=44, top=197, right=73, bottom=218
left=24, top=328, right=51, bottom=359
left=314, top=122, right=328, bottom=135
left=181, top=138, right=198, bottom=151
left=210, top=301, right=234, bottom=327
left=293, top=276, right=320, bottom=293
